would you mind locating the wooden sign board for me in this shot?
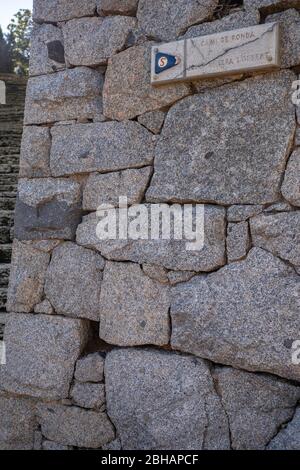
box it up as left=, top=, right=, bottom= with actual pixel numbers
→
left=151, top=22, right=280, bottom=85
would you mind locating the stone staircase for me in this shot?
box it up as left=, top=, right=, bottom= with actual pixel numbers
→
left=0, top=74, right=26, bottom=337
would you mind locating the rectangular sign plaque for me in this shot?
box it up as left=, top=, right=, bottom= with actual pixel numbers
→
left=151, top=22, right=280, bottom=85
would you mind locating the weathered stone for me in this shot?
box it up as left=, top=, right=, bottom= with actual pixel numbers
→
left=76, top=205, right=226, bottom=272
left=214, top=367, right=300, bottom=450
left=97, top=0, right=138, bottom=16
left=103, top=43, right=191, bottom=121
left=142, top=263, right=169, bottom=284
left=24, top=68, right=103, bottom=125
left=264, top=202, right=293, bottom=212
left=7, top=240, right=50, bottom=313
left=33, top=0, right=97, bottom=23
left=75, top=353, right=104, bottom=383
left=171, top=248, right=300, bottom=381
left=245, top=0, right=300, bottom=14
left=147, top=71, right=296, bottom=205
left=1, top=313, right=88, bottom=399
left=50, top=122, right=154, bottom=177
left=23, top=239, right=62, bottom=253
left=227, top=222, right=250, bottom=262
left=184, top=10, right=260, bottom=39
left=227, top=205, right=264, bottom=222
left=29, top=24, right=65, bottom=76
left=266, top=9, right=300, bottom=68
left=83, top=167, right=152, bottom=211
left=63, top=17, right=136, bottom=66
left=105, top=348, right=230, bottom=450
left=250, top=212, right=300, bottom=266
left=267, top=408, right=300, bottom=450
left=45, top=242, right=105, bottom=321
left=34, top=299, right=54, bottom=315
left=137, top=0, right=218, bottom=41
left=0, top=395, right=37, bottom=450
left=42, top=440, right=70, bottom=450
left=167, top=270, right=196, bottom=285
left=295, top=127, right=300, bottom=146
left=102, top=438, right=122, bottom=450
left=71, top=382, right=105, bottom=409
left=14, top=178, right=82, bottom=241
left=37, top=404, right=115, bottom=448
left=281, top=149, right=300, bottom=206
left=33, top=430, right=43, bottom=450
left=19, top=126, right=51, bottom=178
left=99, top=262, right=170, bottom=346
left=138, top=111, right=166, bottom=134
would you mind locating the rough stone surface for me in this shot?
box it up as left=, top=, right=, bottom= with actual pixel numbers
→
left=227, top=205, right=264, bottom=222
left=45, top=242, right=105, bottom=321
left=184, top=10, right=260, bottom=39
left=147, top=71, right=296, bottom=205
left=63, top=17, right=136, bottom=66
left=295, top=127, right=300, bottom=146
left=37, top=404, right=115, bottom=448
left=71, top=382, right=105, bottom=409
left=76, top=205, right=226, bottom=272
left=142, top=263, right=169, bottom=284
left=1, top=313, right=88, bottom=399
left=171, top=248, right=300, bottom=381
left=250, top=212, right=300, bottom=266
left=167, top=270, right=196, bottom=285
left=138, top=111, right=166, bottom=134
left=267, top=408, right=300, bottom=450
left=0, top=395, right=37, bottom=450
left=103, top=43, right=191, bottom=121
left=97, top=0, right=138, bottom=16
left=99, top=262, right=170, bottom=346
left=24, top=68, right=103, bottom=125
left=19, top=126, right=51, bottom=178
left=83, top=167, right=152, bottom=210
left=14, top=178, right=82, bottom=241
left=264, top=202, right=293, bottom=212
left=214, top=367, right=300, bottom=450
left=227, top=222, right=250, bottom=262
left=42, top=440, right=70, bottom=450
left=6, top=240, right=50, bottom=313
left=75, top=353, right=104, bottom=383
left=137, top=0, right=218, bottom=41
left=244, top=0, right=300, bottom=14
left=33, top=0, right=97, bottom=23
left=105, top=348, right=230, bottom=450
left=34, top=299, right=54, bottom=315
left=281, top=149, right=300, bottom=206
left=102, top=438, right=122, bottom=450
left=266, top=9, right=300, bottom=68
left=29, top=24, right=65, bottom=76
left=50, top=122, right=154, bottom=177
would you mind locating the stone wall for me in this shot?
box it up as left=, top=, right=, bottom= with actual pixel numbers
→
left=1, top=0, right=300, bottom=450
left=0, top=74, right=26, bottom=338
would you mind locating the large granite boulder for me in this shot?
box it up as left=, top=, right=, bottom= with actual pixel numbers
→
left=97, top=0, right=139, bottom=16
left=244, top=0, right=300, bottom=14
left=146, top=71, right=296, bottom=205
left=33, top=0, right=97, bottom=23
left=14, top=178, right=82, bottom=241
left=99, top=262, right=170, bottom=346
left=137, top=0, right=218, bottom=41
left=105, top=348, right=230, bottom=450
left=1, top=313, right=89, bottom=399
left=267, top=408, right=300, bottom=449
left=50, top=122, right=154, bottom=177
left=103, top=43, right=191, bottom=121
left=281, top=149, right=300, bottom=206
left=29, top=24, right=65, bottom=76
left=44, top=242, right=105, bottom=321
left=19, top=126, right=51, bottom=178
left=24, top=67, right=103, bottom=124
left=76, top=205, right=226, bottom=272
left=171, top=248, right=300, bottom=381
left=214, top=367, right=300, bottom=450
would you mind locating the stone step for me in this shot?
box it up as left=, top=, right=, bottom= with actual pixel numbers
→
left=0, top=244, right=12, bottom=263
left=0, top=191, right=17, bottom=199
left=0, top=312, right=8, bottom=325
left=0, top=198, right=16, bottom=211
left=0, top=150, right=20, bottom=158
left=0, top=175, right=19, bottom=185
left=0, top=227, right=13, bottom=244
left=0, top=288, right=7, bottom=310
left=0, top=264, right=10, bottom=287
left=0, top=164, right=19, bottom=174
left=0, top=185, right=18, bottom=193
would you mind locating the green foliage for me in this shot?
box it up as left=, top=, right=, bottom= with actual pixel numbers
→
left=6, top=9, right=32, bottom=76
left=0, top=26, right=13, bottom=73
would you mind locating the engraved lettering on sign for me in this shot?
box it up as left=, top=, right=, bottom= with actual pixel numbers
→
left=151, top=23, right=280, bottom=85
